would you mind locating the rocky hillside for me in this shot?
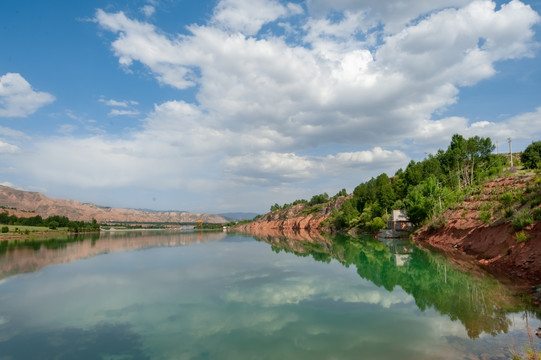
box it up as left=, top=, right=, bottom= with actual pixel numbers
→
left=0, top=185, right=227, bottom=224
left=235, top=195, right=348, bottom=233
left=415, top=174, right=541, bottom=286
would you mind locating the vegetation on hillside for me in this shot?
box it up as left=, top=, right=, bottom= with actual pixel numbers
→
left=265, top=134, right=539, bottom=233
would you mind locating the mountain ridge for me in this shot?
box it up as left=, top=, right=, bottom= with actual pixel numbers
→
left=0, top=185, right=227, bottom=224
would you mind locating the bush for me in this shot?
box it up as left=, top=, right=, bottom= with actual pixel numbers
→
left=531, top=196, right=541, bottom=208
left=499, top=192, right=514, bottom=209
left=512, top=210, right=534, bottom=231
left=533, top=208, right=541, bottom=221
left=515, top=231, right=530, bottom=243
left=428, top=216, right=447, bottom=231
left=366, top=217, right=386, bottom=233
left=479, top=210, right=492, bottom=224
left=302, top=204, right=323, bottom=215
left=1, top=226, right=8, bottom=233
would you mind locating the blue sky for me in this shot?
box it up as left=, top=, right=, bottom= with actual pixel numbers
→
left=1, top=0, right=541, bottom=214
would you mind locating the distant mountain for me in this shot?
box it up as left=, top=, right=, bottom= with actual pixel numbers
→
left=0, top=185, right=227, bottom=224
left=219, top=212, right=260, bottom=221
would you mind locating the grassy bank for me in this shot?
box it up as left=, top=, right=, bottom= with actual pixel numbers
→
left=0, top=225, right=70, bottom=241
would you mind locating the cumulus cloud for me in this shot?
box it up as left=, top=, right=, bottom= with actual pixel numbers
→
left=212, top=0, right=303, bottom=35
left=223, top=148, right=409, bottom=185
left=5, top=0, right=539, bottom=211
left=0, top=73, right=55, bottom=117
left=93, top=1, right=540, bottom=147
left=306, top=0, right=474, bottom=33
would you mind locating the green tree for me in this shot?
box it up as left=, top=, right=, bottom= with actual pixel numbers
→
left=405, top=176, right=441, bottom=225
left=375, top=173, right=395, bottom=214
left=91, top=218, right=100, bottom=231
left=366, top=217, right=386, bottom=233
left=309, top=193, right=329, bottom=206
left=521, top=141, right=541, bottom=169
left=334, top=188, right=347, bottom=198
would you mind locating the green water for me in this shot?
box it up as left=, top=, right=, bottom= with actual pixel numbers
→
left=0, top=230, right=539, bottom=359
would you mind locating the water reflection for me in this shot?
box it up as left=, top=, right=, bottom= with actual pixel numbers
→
left=0, top=230, right=226, bottom=281
left=251, top=230, right=541, bottom=339
left=0, top=230, right=540, bottom=359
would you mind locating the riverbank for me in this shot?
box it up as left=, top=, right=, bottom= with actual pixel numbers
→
left=235, top=173, right=541, bottom=295
left=412, top=174, right=541, bottom=296
left=0, top=226, right=69, bottom=241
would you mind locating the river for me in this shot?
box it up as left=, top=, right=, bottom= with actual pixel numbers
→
left=0, top=230, right=539, bottom=359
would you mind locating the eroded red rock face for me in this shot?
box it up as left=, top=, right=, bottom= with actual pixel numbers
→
left=235, top=196, right=348, bottom=237
left=415, top=175, right=541, bottom=287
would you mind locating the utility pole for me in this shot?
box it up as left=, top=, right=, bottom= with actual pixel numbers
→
left=507, top=137, right=513, bottom=168
left=496, top=141, right=499, bottom=155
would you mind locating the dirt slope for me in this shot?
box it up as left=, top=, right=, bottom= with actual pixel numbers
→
left=415, top=175, right=541, bottom=286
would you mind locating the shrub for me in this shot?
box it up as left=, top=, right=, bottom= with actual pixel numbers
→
left=531, top=197, right=541, bottom=208
left=428, top=216, right=447, bottom=230
left=499, top=192, right=514, bottom=209
left=366, top=217, right=386, bottom=233
left=533, top=208, right=541, bottom=221
left=479, top=210, right=492, bottom=224
left=512, top=210, right=534, bottom=231
left=516, top=231, right=530, bottom=243
left=302, top=204, right=322, bottom=215
left=1, top=226, right=8, bottom=233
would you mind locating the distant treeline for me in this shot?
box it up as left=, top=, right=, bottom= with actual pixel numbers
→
left=0, top=212, right=100, bottom=233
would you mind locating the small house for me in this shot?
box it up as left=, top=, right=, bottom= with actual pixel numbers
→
left=388, top=210, right=412, bottom=231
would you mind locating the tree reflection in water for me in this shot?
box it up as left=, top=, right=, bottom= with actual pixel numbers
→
left=252, top=230, right=541, bottom=339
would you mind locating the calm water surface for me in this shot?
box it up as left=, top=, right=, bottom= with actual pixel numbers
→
left=0, top=230, right=540, bottom=359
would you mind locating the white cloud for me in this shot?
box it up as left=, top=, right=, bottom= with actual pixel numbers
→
left=0, top=140, right=19, bottom=154
left=0, top=73, right=55, bottom=117
left=412, top=107, right=541, bottom=150
left=306, top=0, right=473, bottom=33
left=141, top=5, right=155, bottom=17
left=223, top=148, right=409, bottom=185
left=0, top=126, right=28, bottom=139
left=108, top=109, right=140, bottom=116
left=212, top=0, right=303, bottom=35
left=4, top=1, right=539, bottom=211
left=99, top=98, right=140, bottom=117
left=100, top=98, right=131, bottom=107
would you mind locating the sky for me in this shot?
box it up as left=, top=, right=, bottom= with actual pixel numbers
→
left=1, top=0, right=541, bottom=214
